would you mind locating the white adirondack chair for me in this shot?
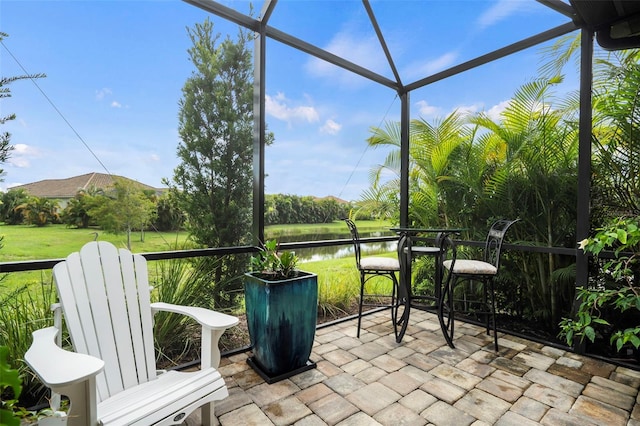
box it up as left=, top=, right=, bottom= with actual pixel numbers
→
left=25, top=241, right=239, bottom=426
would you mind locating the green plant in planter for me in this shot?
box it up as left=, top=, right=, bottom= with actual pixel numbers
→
left=250, top=239, right=299, bottom=280
left=245, top=239, right=317, bottom=381
left=559, top=217, right=640, bottom=351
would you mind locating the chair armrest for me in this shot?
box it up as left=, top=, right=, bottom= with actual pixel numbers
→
left=151, top=302, right=239, bottom=330
left=151, top=302, right=239, bottom=369
left=25, top=327, right=104, bottom=388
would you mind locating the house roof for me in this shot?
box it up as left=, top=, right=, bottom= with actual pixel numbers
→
left=9, top=172, right=162, bottom=199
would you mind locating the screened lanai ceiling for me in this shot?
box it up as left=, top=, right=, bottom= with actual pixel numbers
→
left=185, top=0, right=640, bottom=95
left=183, top=0, right=640, bottom=277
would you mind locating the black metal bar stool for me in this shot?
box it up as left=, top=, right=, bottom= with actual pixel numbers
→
left=344, top=219, right=400, bottom=338
left=440, top=219, right=519, bottom=351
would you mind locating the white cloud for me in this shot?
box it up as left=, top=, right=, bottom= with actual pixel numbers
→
left=320, top=119, right=342, bottom=135
left=305, top=31, right=387, bottom=87
left=416, top=100, right=442, bottom=119
left=95, top=88, right=112, bottom=100
left=455, top=103, right=483, bottom=117
left=408, top=51, right=459, bottom=79
left=9, top=144, right=40, bottom=168
left=150, top=153, right=160, bottom=162
left=111, top=101, right=122, bottom=108
left=266, top=93, right=319, bottom=124
left=487, top=100, right=511, bottom=121
left=476, top=0, right=525, bottom=30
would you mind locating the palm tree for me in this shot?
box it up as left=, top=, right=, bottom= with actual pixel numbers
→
left=15, top=196, right=60, bottom=227
left=363, top=111, right=470, bottom=227
left=469, top=77, right=579, bottom=326
left=590, top=50, right=640, bottom=221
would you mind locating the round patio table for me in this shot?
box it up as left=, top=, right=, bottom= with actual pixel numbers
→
left=390, top=227, right=464, bottom=344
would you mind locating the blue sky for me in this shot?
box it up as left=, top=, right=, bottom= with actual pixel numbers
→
left=1, top=1, right=575, bottom=201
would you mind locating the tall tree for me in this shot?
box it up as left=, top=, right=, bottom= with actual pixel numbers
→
left=168, top=19, right=254, bottom=307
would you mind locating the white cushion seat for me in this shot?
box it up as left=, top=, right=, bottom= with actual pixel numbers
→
left=360, top=257, right=400, bottom=271
left=443, top=259, right=497, bottom=275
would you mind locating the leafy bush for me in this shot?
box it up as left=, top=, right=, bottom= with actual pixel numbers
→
left=559, top=217, right=640, bottom=351
left=0, top=346, right=22, bottom=426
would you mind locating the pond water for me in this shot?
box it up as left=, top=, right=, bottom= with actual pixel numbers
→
left=271, top=230, right=397, bottom=262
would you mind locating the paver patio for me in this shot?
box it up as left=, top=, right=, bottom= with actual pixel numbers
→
left=187, top=309, right=640, bottom=425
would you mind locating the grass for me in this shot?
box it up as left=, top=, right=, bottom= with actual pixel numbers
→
left=299, top=246, right=397, bottom=319
left=0, top=224, right=193, bottom=297
left=0, top=224, right=191, bottom=262
left=0, top=219, right=392, bottom=262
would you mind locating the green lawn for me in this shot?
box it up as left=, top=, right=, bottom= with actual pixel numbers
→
left=0, top=224, right=191, bottom=262
left=0, top=220, right=392, bottom=262
left=0, top=221, right=395, bottom=299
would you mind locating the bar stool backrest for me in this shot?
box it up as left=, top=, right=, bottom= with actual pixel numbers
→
left=438, top=232, right=457, bottom=286
left=483, top=219, right=520, bottom=270
left=344, top=218, right=363, bottom=269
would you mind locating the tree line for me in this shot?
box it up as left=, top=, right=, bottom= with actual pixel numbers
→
left=0, top=185, right=353, bottom=231
left=265, top=194, right=352, bottom=225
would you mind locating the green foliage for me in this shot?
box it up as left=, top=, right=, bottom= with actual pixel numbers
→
left=60, top=186, right=103, bottom=228
left=151, top=255, right=223, bottom=364
left=153, top=192, right=185, bottom=232
left=15, top=196, right=60, bottom=227
left=88, top=178, right=156, bottom=249
left=560, top=217, right=640, bottom=351
left=250, top=240, right=299, bottom=280
left=364, top=75, right=579, bottom=328
left=591, top=50, right=640, bottom=221
left=0, top=346, right=22, bottom=426
left=0, top=189, right=29, bottom=225
left=168, top=18, right=258, bottom=309
left=264, top=194, right=351, bottom=225
left=0, top=280, right=55, bottom=406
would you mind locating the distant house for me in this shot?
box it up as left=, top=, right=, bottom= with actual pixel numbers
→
left=313, top=195, right=350, bottom=204
left=9, top=172, right=163, bottom=208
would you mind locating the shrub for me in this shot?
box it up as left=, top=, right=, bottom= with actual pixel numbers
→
left=559, top=216, right=640, bottom=352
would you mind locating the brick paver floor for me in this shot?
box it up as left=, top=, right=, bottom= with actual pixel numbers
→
left=186, top=309, right=640, bottom=425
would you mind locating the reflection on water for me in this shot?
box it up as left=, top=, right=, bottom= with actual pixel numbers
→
left=295, top=242, right=397, bottom=262
left=270, top=230, right=397, bottom=262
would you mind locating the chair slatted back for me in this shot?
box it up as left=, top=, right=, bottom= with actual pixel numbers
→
left=53, top=241, right=157, bottom=403
left=483, top=219, right=519, bottom=270
left=344, top=219, right=363, bottom=269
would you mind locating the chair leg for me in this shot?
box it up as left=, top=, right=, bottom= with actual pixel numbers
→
left=489, top=279, right=499, bottom=352
left=201, top=402, right=215, bottom=426
left=357, top=271, right=365, bottom=338
left=483, top=280, right=491, bottom=336
left=439, top=276, right=456, bottom=349
left=390, top=272, right=399, bottom=339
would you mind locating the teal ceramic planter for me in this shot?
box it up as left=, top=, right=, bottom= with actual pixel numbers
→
left=244, top=271, right=318, bottom=382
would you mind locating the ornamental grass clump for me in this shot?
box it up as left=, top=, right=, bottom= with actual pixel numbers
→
left=559, top=216, right=640, bottom=352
